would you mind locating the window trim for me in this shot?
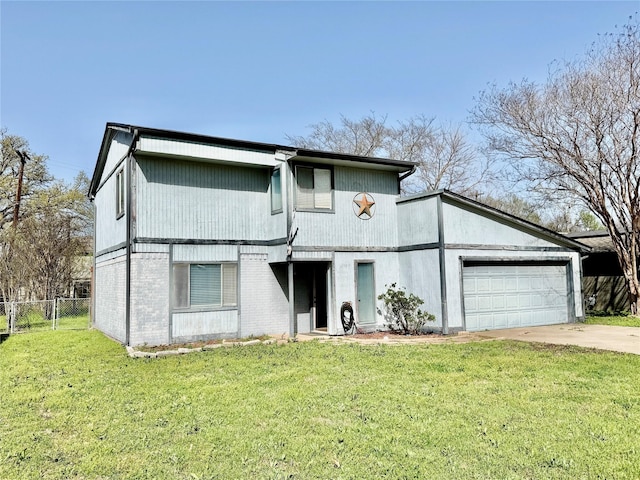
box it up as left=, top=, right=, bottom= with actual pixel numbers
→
left=294, top=164, right=334, bottom=212
left=115, top=168, right=125, bottom=219
left=270, top=166, right=283, bottom=215
left=172, top=262, right=238, bottom=312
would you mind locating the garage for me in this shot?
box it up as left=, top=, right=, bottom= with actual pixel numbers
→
left=462, top=261, right=571, bottom=331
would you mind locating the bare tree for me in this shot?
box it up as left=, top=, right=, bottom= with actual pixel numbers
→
left=286, top=112, right=389, bottom=157
left=0, top=129, right=51, bottom=230
left=287, top=113, right=495, bottom=196
left=473, top=18, right=640, bottom=314
left=391, top=119, right=495, bottom=195
left=0, top=130, right=91, bottom=303
left=0, top=180, right=89, bottom=303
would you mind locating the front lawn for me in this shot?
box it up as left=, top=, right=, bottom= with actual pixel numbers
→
left=1, top=330, right=639, bottom=479
left=585, top=315, right=640, bottom=327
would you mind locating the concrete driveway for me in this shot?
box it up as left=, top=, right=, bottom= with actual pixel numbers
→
left=478, top=324, right=640, bottom=355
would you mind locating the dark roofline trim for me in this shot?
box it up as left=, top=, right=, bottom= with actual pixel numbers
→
left=566, top=230, right=610, bottom=239
left=292, top=148, right=416, bottom=170
left=397, top=189, right=590, bottom=253
left=134, top=125, right=283, bottom=154
left=89, top=122, right=416, bottom=197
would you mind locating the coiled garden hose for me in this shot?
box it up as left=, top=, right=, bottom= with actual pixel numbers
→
left=340, top=301, right=355, bottom=334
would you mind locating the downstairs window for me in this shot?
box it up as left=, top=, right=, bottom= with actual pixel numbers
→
left=173, top=263, right=237, bottom=309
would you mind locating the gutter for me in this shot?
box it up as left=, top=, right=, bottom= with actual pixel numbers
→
left=399, top=165, right=417, bottom=182
left=398, top=165, right=417, bottom=194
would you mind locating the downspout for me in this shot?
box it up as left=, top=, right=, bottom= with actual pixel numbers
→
left=437, top=195, right=449, bottom=334
left=285, top=155, right=296, bottom=337
left=398, top=165, right=417, bottom=196
left=125, top=128, right=139, bottom=346
left=90, top=200, right=96, bottom=327
left=399, top=165, right=417, bottom=183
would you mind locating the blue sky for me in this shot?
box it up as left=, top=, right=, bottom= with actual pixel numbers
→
left=1, top=1, right=637, bottom=184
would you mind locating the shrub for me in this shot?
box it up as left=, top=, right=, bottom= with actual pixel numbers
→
left=377, top=283, right=435, bottom=335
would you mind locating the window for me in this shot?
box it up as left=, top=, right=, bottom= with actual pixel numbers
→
left=115, top=168, right=125, bottom=218
left=296, top=166, right=332, bottom=210
left=271, top=167, right=282, bottom=213
left=173, top=263, right=237, bottom=309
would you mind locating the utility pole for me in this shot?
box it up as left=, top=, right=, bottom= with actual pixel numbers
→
left=12, top=150, right=28, bottom=228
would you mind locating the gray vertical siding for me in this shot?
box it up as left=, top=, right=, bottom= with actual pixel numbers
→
left=398, top=249, right=443, bottom=328
left=94, top=164, right=128, bottom=253
left=294, top=166, right=401, bottom=248
left=332, top=251, right=400, bottom=333
left=172, top=310, right=238, bottom=340
left=172, top=244, right=237, bottom=262
left=441, top=201, right=558, bottom=247
left=396, top=195, right=439, bottom=246
left=135, top=157, right=286, bottom=242
left=103, top=131, right=133, bottom=180
left=138, top=136, right=278, bottom=167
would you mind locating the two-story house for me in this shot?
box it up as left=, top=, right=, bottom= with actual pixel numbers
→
left=89, top=123, right=588, bottom=346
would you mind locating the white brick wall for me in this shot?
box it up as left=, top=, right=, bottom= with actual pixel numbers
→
left=94, top=256, right=127, bottom=343
left=129, top=252, right=170, bottom=346
left=240, top=253, right=288, bottom=337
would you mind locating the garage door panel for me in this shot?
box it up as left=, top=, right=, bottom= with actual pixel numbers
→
left=492, top=296, right=505, bottom=309
left=505, top=295, right=520, bottom=309
left=493, top=312, right=508, bottom=329
left=464, top=263, right=569, bottom=331
left=477, top=278, right=491, bottom=292
left=478, top=296, right=493, bottom=311
left=517, top=277, right=531, bottom=291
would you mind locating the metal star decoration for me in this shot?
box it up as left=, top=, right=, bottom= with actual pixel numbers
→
left=353, top=193, right=375, bottom=219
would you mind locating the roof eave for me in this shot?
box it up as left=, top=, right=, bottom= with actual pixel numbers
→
left=290, top=149, right=416, bottom=172
left=398, top=189, right=591, bottom=252
left=441, top=190, right=591, bottom=252
left=88, top=123, right=135, bottom=199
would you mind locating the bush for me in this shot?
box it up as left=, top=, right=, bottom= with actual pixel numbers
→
left=377, top=283, right=435, bottom=335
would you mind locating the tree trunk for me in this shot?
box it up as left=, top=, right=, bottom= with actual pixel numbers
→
left=622, top=262, right=640, bottom=316
left=632, top=297, right=639, bottom=316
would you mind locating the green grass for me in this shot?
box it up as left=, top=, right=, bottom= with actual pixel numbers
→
left=5, top=314, right=89, bottom=333
left=1, top=331, right=640, bottom=479
left=55, top=314, right=90, bottom=330
left=585, top=315, right=640, bottom=327
left=11, top=313, right=53, bottom=332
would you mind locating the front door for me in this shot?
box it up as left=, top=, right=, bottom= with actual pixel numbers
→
left=313, top=265, right=328, bottom=330
left=356, top=262, right=376, bottom=326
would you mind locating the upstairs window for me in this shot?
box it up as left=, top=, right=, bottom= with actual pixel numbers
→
left=271, top=167, right=282, bottom=213
left=296, top=166, right=333, bottom=210
left=173, top=263, right=238, bottom=310
left=115, top=168, right=125, bottom=219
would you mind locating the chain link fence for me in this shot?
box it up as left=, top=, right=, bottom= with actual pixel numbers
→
left=55, top=298, right=91, bottom=330
left=1, top=298, right=90, bottom=334
left=1, top=302, right=8, bottom=334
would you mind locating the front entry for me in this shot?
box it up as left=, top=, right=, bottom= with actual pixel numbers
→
left=293, top=262, right=329, bottom=333
left=356, top=262, right=376, bottom=326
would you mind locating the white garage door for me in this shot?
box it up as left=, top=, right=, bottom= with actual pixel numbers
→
left=463, top=263, right=569, bottom=331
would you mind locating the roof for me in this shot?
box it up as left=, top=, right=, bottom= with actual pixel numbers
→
left=89, top=122, right=416, bottom=197
left=566, top=230, right=614, bottom=252
left=398, top=189, right=591, bottom=253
